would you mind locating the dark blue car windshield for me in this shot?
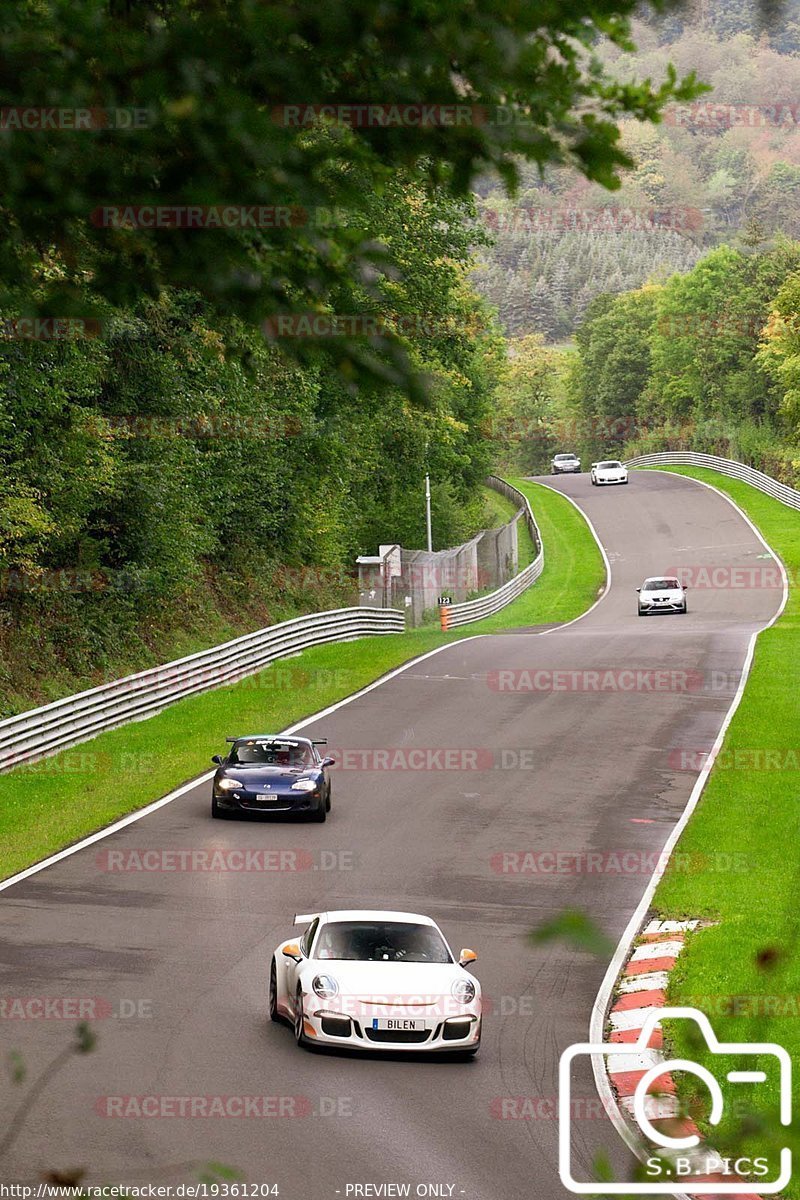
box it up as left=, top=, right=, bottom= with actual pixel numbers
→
left=228, top=742, right=312, bottom=767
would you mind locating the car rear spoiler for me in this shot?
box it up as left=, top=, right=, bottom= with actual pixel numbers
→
left=294, top=913, right=319, bottom=925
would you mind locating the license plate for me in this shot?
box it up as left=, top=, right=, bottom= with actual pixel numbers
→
left=371, top=1018, right=425, bottom=1031
left=256, top=793, right=277, bottom=801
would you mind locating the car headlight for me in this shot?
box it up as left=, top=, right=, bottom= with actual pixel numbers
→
left=291, top=778, right=318, bottom=791
left=217, top=778, right=243, bottom=791
left=451, top=978, right=476, bottom=1004
left=312, top=974, right=339, bottom=998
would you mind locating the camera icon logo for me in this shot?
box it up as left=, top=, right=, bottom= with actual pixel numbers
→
left=559, top=1006, right=792, bottom=1194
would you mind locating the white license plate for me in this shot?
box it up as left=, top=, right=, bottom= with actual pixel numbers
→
left=256, top=792, right=277, bottom=800
left=371, top=1018, right=425, bottom=1032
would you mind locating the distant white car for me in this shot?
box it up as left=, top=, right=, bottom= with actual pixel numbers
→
left=591, top=459, right=628, bottom=486
left=637, top=576, right=688, bottom=616
left=270, top=909, right=482, bottom=1056
left=551, top=452, right=581, bottom=475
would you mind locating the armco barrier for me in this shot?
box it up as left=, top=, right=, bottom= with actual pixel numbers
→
left=625, top=451, right=800, bottom=511
left=0, top=607, right=404, bottom=772
left=440, top=476, right=544, bottom=629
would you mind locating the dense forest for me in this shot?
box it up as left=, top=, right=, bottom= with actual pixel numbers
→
left=0, top=181, right=501, bottom=710
left=473, top=1, right=800, bottom=339
left=5, top=0, right=800, bottom=713
left=492, top=240, right=800, bottom=484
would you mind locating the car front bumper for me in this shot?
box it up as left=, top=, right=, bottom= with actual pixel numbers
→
left=214, top=788, right=322, bottom=815
left=553, top=465, right=581, bottom=473
left=595, top=474, right=627, bottom=484
left=639, top=598, right=684, bottom=613
left=299, top=1001, right=482, bottom=1052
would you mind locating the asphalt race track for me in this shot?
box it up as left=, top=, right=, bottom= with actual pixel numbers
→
left=0, top=470, right=783, bottom=1198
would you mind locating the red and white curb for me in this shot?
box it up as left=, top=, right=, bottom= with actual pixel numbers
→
left=605, top=918, right=764, bottom=1198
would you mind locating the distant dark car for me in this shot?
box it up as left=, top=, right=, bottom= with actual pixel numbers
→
left=551, top=453, right=581, bottom=475
left=211, top=735, right=334, bottom=821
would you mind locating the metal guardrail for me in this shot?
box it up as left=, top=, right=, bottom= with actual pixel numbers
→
left=440, top=477, right=544, bottom=629
left=0, top=607, right=405, bottom=772
left=625, top=452, right=800, bottom=511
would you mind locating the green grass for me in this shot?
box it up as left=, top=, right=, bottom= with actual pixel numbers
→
left=0, top=478, right=604, bottom=882
left=481, top=484, right=537, bottom=569
left=640, top=466, right=800, bottom=1188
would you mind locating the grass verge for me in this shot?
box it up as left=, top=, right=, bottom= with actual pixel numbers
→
left=481, top=484, right=537, bottom=569
left=640, top=466, right=800, bottom=1189
left=0, top=478, right=604, bottom=882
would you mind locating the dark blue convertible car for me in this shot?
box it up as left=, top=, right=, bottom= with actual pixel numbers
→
left=211, top=735, right=334, bottom=821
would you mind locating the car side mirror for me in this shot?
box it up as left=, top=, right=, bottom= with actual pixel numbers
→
left=459, top=948, right=477, bottom=967
left=211, top=754, right=223, bottom=764
left=635, top=588, right=641, bottom=593
left=282, top=942, right=302, bottom=962
left=321, top=756, right=335, bottom=767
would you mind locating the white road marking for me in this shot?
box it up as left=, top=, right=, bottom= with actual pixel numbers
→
left=587, top=467, right=789, bottom=1189
left=0, top=636, right=484, bottom=895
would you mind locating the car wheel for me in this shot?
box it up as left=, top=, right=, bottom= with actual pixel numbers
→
left=311, top=797, right=327, bottom=822
left=294, top=987, right=307, bottom=1047
left=269, top=959, right=282, bottom=1023
left=211, top=797, right=230, bottom=819
left=326, top=787, right=331, bottom=813
left=638, top=607, right=646, bottom=617
left=681, top=602, right=688, bottom=613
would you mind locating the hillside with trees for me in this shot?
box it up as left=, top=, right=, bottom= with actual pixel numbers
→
left=0, top=181, right=502, bottom=712
left=491, top=240, right=800, bottom=484
left=473, top=0, right=800, bottom=339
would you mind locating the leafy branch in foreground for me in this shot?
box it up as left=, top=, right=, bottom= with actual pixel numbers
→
left=0, top=0, right=704, bottom=391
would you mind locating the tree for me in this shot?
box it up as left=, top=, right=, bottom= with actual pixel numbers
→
left=0, top=0, right=703, bottom=394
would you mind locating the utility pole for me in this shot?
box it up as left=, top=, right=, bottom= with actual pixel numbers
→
left=425, top=472, right=433, bottom=552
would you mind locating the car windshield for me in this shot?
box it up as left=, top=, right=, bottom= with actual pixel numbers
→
left=314, top=920, right=452, bottom=963
left=643, top=579, right=679, bottom=591
left=555, top=454, right=576, bottom=461
left=598, top=461, right=622, bottom=469
left=228, top=740, right=312, bottom=768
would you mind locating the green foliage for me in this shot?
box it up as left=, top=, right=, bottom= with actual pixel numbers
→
left=0, top=0, right=701, bottom=395
left=0, top=182, right=500, bottom=709
left=473, top=11, right=800, bottom=341
left=493, top=236, right=800, bottom=479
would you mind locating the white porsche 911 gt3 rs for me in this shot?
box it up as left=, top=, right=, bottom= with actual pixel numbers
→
left=269, top=910, right=482, bottom=1056
left=591, top=459, right=628, bottom=486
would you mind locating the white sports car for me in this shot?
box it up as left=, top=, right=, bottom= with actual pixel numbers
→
left=269, top=909, right=482, bottom=1055
left=637, top=576, right=688, bottom=616
left=591, top=459, right=628, bottom=486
